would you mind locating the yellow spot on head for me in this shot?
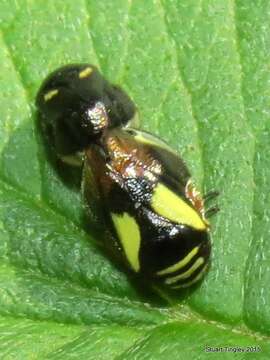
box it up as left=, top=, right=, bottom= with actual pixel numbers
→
left=111, top=212, right=141, bottom=272
left=151, top=183, right=207, bottom=230
left=165, top=257, right=205, bottom=285
left=79, top=67, right=93, bottom=79
left=157, top=246, right=199, bottom=276
left=44, top=89, right=58, bottom=102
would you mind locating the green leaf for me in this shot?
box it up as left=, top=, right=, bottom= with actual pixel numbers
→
left=0, top=0, right=270, bottom=358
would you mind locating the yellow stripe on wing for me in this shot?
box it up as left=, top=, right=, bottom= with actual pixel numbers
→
left=132, top=129, right=176, bottom=154
left=151, top=183, right=207, bottom=231
left=170, top=263, right=209, bottom=289
left=165, top=257, right=204, bottom=285
left=111, top=212, right=141, bottom=272
left=156, top=246, right=199, bottom=276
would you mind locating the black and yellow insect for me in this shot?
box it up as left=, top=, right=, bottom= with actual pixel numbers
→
left=36, top=64, right=137, bottom=163
left=36, top=64, right=217, bottom=289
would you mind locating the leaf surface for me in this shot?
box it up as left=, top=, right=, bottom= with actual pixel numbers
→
left=0, top=0, right=270, bottom=358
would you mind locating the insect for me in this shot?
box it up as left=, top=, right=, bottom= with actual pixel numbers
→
left=36, top=64, right=137, bottom=164
left=36, top=64, right=218, bottom=289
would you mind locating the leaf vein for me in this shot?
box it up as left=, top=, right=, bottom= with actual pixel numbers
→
left=83, top=0, right=102, bottom=71
left=159, top=0, right=205, bottom=185
left=232, top=0, right=256, bottom=309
